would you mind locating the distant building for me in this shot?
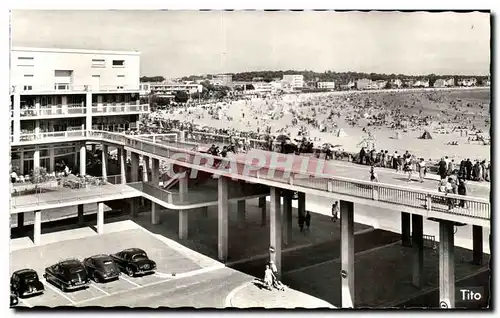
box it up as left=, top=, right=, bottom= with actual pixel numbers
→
left=252, top=77, right=265, bottom=82
left=412, top=79, right=430, bottom=88
left=282, top=74, right=304, bottom=90
left=374, top=80, right=388, bottom=89
left=340, top=81, right=355, bottom=90
left=210, top=74, right=233, bottom=86
left=356, top=78, right=371, bottom=90
left=458, top=78, right=477, bottom=87
left=140, top=82, right=203, bottom=98
left=390, top=79, right=402, bottom=88
left=317, top=81, right=336, bottom=90
left=433, top=79, right=446, bottom=88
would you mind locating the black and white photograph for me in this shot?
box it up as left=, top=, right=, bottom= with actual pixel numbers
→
left=6, top=8, right=491, bottom=310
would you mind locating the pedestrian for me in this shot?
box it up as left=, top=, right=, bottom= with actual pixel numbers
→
left=263, top=265, right=274, bottom=291
left=457, top=178, right=467, bottom=208
left=370, top=166, right=379, bottom=182
left=405, top=156, right=413, bottom=182
left=269, top=260, right=278, bottom=278
left=298, top=213, right=305, bottom=232
left=417, top=158, right=426, bottom=183
left=331, top=201, right=339, bottom=222
left=305, top=211, right=311, bottom=231
left=438, top=157, right=447, bottom=180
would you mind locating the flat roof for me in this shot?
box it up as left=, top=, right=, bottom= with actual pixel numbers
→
left=11, top=46, right=141, bottom=56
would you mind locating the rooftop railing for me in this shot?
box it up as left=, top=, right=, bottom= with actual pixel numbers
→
left=19, top=105, right=87, bottom=118
left=91, top=103, right=149, bottom=114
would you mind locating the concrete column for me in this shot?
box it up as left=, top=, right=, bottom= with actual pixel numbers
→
left=13, top=93, right=21, bottom=143
left=270, top=187, right=282, bottom=279
left=102, top=144, right=108, bottom=179
left=439, top=220, right=455, bottom=309
left=282, top=191, right=293, bottom=246
left=142, top=156, right=150, bottom=182
left=77, top=204, right=84, bottom=225
left=472, top=225, right=483, bottom=265
left=79, top=144, right=86, bottom=176
left=33, top=149, right=40, bottom=169
left=298, top=192, right=306, bottom=220
left=33, top=210, right=41, bottom=245
left=151, top=202, right=160, bottom=225
left=179, top=210, right=188, bottom=240
left=401, top=212, right=411, bottom=247
left=179, top=130, right=185, bottom=142
left=91, top=144, right=96, bottom=154
left=259, top=196, right=267, bottom=227
left=49, top=148, right=55, bottom=173
left=129, top=198, right=138, bottom=218
left=17, top=213, right=24, bottom=231
left=340, top=200, right=355, bottom=308
left=85, top=92, right=92, bottom=131
left=130, top=152, right=139, bottom=182
left=218, top=176, right=229, bottom=262
left=200, top=206, right=208, bottom=218
left=97, top=202, right=104, bottom=234
left=151, top=158, right=160, bottom=186
left=237, top=200, right=246, bottom=227
left=35, top=120, right=40, bottom=138
left=412, top=214, right=424, bottom=288
left=179, top=173, right=188, bottom=202
left=119, top=148, right=127, bottom=184
left=20, top=151, right=24, bottom=175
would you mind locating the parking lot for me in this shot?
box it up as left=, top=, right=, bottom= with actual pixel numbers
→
left=10, top=228, right=210, bottom=307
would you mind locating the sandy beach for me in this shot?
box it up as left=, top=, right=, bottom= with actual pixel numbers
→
left=164, top=88, right=490, bottom=162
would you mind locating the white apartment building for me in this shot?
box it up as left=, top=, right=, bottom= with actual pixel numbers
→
left=140, top=82, right=203, bottom=98
left=10, top=47, right=149, bottom=175
left=210, top=74, right=233, bottom=86
left=317, top=81, right=336, bottom=90
left=282, top=74, right=304, bottom=90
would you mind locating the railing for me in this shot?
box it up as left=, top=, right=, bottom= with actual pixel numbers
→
left=120, top=134, right=490, bottom=221
left=20, top=105, right=87, bottom=117
left=91, top=103, right=149, bottom=114
left=17, top=130, right=87, bottom=142
left=10, top=174, right=127, bottom=209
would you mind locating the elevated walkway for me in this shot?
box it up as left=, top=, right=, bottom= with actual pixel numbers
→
left=10, top=130, right=490, bottom=228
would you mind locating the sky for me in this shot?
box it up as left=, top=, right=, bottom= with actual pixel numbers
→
left=11, top=10, right=491, bottom=78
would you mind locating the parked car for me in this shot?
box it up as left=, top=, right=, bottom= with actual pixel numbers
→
left=83, top=254, right=121, bottom=283
left=43, top=259, right=90, bottom=292
left=110, top=248, right=156, bottom=277
left=10, top=269, right=45, bottom=298
left=10, top=292, right=19, bottom=307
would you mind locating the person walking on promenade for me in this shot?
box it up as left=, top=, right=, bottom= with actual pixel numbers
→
left=438, top=157, right=447, bottom=180
left=331, top=201, right=339, bottom=222
left=305, top=211, right=311, bottom=231
left=269, top=260, right=278, bottom=278
left=417, top=158, right=426, bottom=183
left=370, top=166, right=379, bottom=182
left=457, top=178, right=468, bottom=208
left=298, top=213, right=305, bottom=233
left=405, top=156, right=413, bottom=182
left=263, top=265, right=274, bottom=291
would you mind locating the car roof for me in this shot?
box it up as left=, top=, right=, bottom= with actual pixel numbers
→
left=88, top=254, right=112, bottom=261
left=13, top=269, right=37, bottom=276
left=122, top=248, right=146, bottom=254
left=59, top=259, right=83, bottom=267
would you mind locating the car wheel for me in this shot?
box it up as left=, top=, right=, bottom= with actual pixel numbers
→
left=61, top=284, right=67, bottom=292
left=126, top=266, right=134, bottom=277
left=93, top=273, right=100, bottom=284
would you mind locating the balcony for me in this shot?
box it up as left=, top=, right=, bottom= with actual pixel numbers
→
left=91, top=103, right=149, bottom=114
left=12, top=85, right=142, bottom=94
left=19, top=104, right=87, bottom=118
left=12, top=130, right=87, bottom=144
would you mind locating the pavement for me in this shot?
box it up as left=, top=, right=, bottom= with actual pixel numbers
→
left=10, top=220, right=330, bottom=308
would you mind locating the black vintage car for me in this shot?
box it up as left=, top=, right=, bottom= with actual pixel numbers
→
left=43, top=259, right=90, bottom=292
left=83, top=254, right=121, bottom=283
left=10, top=269, right=45, bottom=298
left=110, top=248, right=157, bottom=277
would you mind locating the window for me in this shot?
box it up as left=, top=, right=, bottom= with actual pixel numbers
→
left=112, top=60, right=125, bottom=67
left=17, top=56, right=34, bottom=67
left=116, top=86, right=124, bottom=90
left=54, top=70, right=72, bottom=77
left=117, top=75, right=125, bottom=78
left=91, top=59, right=106, bottom=68
left=24, top=74, right=34, bottom=78
left=23, top=85, right=32, bottom=91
